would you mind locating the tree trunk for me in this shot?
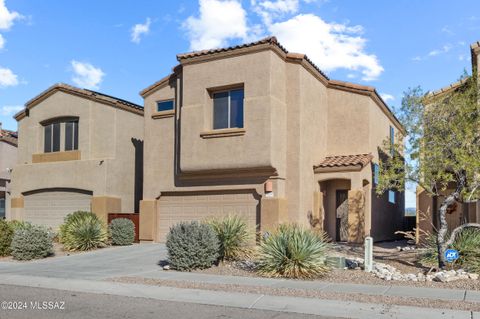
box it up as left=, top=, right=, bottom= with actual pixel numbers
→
left=436, top=174, right=466, bottom=269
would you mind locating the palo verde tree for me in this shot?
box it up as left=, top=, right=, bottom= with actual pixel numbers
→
left=377, top=72, right=480, bottom=269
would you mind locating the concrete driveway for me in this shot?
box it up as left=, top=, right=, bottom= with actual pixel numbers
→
left=0, top=243, right=166, bottom=280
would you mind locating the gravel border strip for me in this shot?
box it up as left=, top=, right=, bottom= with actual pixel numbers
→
left=109, top=276, right=480, bottom=312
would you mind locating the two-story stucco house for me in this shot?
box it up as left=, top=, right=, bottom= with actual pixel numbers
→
left=8, top=83, right=144, bottom=228
left=417, top=41, right=480, bottom=241
left=139, top=37, right=405, bottom=243
left=0, top=124, right=17, bottom=219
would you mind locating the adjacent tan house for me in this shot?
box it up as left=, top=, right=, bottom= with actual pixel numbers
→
left=8, top=83, right=144, bottom=228
left=0, top=124, right=17, bottom=219
left=139, top=37, right=405, bottom=243
left=417, top=41, right=480, bottom=240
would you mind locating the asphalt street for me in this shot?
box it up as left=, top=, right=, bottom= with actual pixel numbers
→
left=0, top=284, right=343, bottom=319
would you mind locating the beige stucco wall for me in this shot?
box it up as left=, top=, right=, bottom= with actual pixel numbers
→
left=142, top=45, right=404, bottom=242
left=0, top=139, right=17, bottom=218
left=10, top=90, right=144, bottom=219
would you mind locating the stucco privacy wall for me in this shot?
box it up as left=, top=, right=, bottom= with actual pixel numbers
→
left=9, top=89, right=143, bottom=223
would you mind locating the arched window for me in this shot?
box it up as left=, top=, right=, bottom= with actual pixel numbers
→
left=42, top=117, right=79, bottom=153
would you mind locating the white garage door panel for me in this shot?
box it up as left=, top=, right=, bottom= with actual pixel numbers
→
left=157, top=192, right=259, bottom=242
left=24, top=191, right=92, bottom=229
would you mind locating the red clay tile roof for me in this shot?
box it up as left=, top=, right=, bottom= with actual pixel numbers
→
left=314, top=154, right=373, bottom=169
left=0, top=129, right=18, bottom=146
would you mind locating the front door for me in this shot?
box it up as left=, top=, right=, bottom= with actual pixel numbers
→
left=336, top=190, right=349, bottom=242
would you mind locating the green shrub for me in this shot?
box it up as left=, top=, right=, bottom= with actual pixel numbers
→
left=11, top=225, right=54, bottom=260
left=422, top=229, right=480, bottom=273
left=59, top=211, right=108, bottom=251
left=166, top=221, right=219, bottom=271
left=206, top=215, right=252, bottom=261
left=0, top=220, right=14, bottom=256
left=257, top=224, right=330, bottom=279
left=109, top=218, right=135, bottom=246
left=9, top=220, right=32, bottom=232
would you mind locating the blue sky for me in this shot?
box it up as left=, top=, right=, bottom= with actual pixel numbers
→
left=1, top=0, right=480, bottom=207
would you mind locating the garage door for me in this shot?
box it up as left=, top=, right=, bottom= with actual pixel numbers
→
left=157, top=190, right=260, bottom=242
left=24, top=189, right=92, bottom=229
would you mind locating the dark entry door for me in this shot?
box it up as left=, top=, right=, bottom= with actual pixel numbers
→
left=336, top=190, right=349, bottom=242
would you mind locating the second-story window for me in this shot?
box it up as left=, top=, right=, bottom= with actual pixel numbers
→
left=390, top=126, right=394, bottom=156
left=157, top=100, right=174, bottom=112
left=44, top=122, right=60, bottom=153
left=213, top=89, right=244, bottom=130
left=65, top=120, right=79, bottom=151
left=43, top=118, right=79, bottom=153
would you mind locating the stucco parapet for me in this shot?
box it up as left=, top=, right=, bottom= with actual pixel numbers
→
left=200, top=128, right=246, bottom=139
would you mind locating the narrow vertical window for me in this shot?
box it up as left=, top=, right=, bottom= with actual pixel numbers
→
left=388, top=190, right=395, bottom=204
left=390, top=126, right=394, bottom=155
left=52, top=122, right=60, bottom=152
left=373, top=163, right=379, bottom=185
left=213, top=91, right=229, bottom=129
left=65, top=120, right=79, bottom=151
left=44, top=124, right=52, bottom=153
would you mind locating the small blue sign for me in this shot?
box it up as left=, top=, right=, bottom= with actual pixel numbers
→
left=445, top=249, right=459, bottom=263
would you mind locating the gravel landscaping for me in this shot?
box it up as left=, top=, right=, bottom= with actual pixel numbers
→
left=110, top=276, right=480, bottom=312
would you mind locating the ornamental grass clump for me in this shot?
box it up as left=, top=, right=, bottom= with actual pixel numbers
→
left=257, top=224, right=330, bottom=279
left=206, top=215, right=253, bottom=261
left=10, top=225, right=54, bottom=260
left=0, top=219, right=14, bottom=256
left=109, top=218, right=135, bottom=246
left=59, top=211, right=108, bottom=251
left=166, top=221, right=219, bottom=271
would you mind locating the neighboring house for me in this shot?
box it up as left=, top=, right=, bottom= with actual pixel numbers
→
left=0, top=124, right=18, bottom=219
left=417, top=41, right=480, bottom=240
left=8, top=83, right=144, bottom=228
left=139, top=37, right=405, bottom=243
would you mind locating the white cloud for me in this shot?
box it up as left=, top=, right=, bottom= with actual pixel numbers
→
left=131, top=18, right=151, bottom=44
left=0, top=66, right=18, bottom=87
left=428, top=44, right=451, bottom=57
left=184, top=0, right=248, bottom=50
left=269, top=14, right=383, bottom=81
left=380, top=93, right=394, bottom=103
left=0, top=0, right=21, bottom=30
left=0, top=105, right=22, bottom=116
left=70, top=60, right=105, bottom=90
left=0, top=33, right=4, bottom=49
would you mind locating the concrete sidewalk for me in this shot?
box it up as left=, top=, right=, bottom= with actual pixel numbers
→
left=122, top=269, right=480, bottom=303
left=0, top=274, right=477, bottom=319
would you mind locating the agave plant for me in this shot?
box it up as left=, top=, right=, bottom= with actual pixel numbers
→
left=206, top=215, right=253, bottom=261
left=59, top=211, right=108, bottom=251
left=257, top=224, right=330, bottom=279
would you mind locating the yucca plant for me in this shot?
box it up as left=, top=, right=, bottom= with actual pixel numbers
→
left=206, top=215, right=253, bottom=261
left=59, top=211, right=108, bottom=251
left=257, top=224, right=330, bottom=279
left=421, top=228, right=480, bottom=273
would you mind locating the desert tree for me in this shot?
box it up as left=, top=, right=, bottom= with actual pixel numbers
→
left=377, top=72, right=480, bottom=268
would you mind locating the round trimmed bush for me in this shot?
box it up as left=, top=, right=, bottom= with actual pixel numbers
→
left=59, top=211, right=108, bottom=251
left=109, top=218, right=135, bottom=246
left=11, top=225, right=54, bottom=260
left=166, top=221, right=219, bottom=271
left=257, top=224, right=330, bottom=279
left=0, top=220, right=14, bottom=256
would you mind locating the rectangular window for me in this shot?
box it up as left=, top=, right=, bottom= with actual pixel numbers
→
left=44, top=123, right=60, bottom=153
left=388, top=190, right=395, bottom=204
left=213, top=89, right=244, bottom=130
left=157, top=100, right=174, bottom=112
left=65, top=120, right=79, bottom=151
left=373, top=163, right=379, bottom=185
left=0, top=198, right=5, bottom=217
